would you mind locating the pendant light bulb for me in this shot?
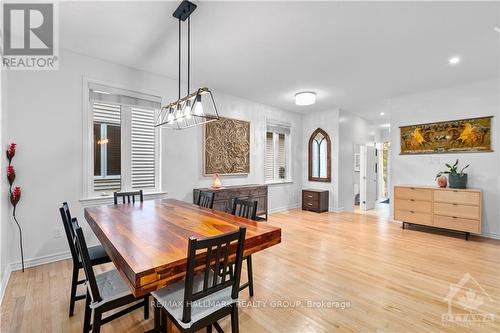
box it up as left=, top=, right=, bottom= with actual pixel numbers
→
left=167, top=108, right=174, bottom=124
left=175, top=104, right=183, bottom=121
left=184, top=100, right=192, bottom=119
left=194, top=95, right=204, bottom=116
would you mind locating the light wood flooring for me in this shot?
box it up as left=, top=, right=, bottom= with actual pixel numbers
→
left=1, top=209, right=499, bottom=332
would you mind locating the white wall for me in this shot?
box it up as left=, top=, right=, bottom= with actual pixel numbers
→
left=162, top=93, right=303, bottom=212
left=302, top=109, right=341, bottom=210
left=338, top=110, right=374, bottom=212
left=2, top=49, right=302, bottom=272
left=1, top=71, right=14, bottom=300
left=389, top=80, right=499, bottom=238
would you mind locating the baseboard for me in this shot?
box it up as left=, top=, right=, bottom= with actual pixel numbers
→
left=478, top=231, right=500, bottom=240
left=9, top=250, right=72, bottom=272
left=0, top=265, right=12, bottom=305
left=269, top=203, right=301, bottom=214
left=329, top=206, right=344, bottom=213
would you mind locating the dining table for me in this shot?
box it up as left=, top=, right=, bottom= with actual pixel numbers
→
left=84, top=198, right=282, bottom=297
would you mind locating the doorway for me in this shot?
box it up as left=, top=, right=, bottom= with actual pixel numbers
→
left=355, top=142, right=390, bottom=218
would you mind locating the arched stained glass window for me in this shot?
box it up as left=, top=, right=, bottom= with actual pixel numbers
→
left=308, top=128, right=331, bottom=182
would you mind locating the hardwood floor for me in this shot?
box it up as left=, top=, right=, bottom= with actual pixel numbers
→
left=1, top=209, right=499, bottom=332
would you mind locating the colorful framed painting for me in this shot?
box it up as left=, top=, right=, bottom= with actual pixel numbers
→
left=204, top=117, right=250, bottom=175
left=400, top=116, right=493, bottom=155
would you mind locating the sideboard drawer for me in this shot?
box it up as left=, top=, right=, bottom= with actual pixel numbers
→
left=434, top=202, right=480, bottom=220
left=395, top=199, right=432, bottom=214
left=303, top=199, right=319, bottom=210
left=433, top=190, right=480, bottom=206
left=302, top=191, right=319, bottom=201
left=394, top=210, right=432, bottom=226
left=394, top=187, right=432, bottom=202
left=434, top=215, right=480, bottom=233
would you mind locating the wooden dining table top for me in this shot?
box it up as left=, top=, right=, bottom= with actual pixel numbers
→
left=84, top=198, right=282, bottom=297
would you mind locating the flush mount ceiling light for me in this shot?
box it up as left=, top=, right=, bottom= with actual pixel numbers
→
left=295, top=91, right=316, bottom=106
left=448, top=56, right=460, bottom=65
left=155, top=0, right=219, bottom=130
left=380, top=112, right=385, bottom=116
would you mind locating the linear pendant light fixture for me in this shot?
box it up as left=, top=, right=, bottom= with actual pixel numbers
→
left=155, top=0, right=219, bottom=130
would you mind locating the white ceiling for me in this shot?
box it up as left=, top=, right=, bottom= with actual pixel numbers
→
left=60, top=1, right=499, bottom=123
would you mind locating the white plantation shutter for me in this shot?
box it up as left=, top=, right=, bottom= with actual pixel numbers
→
left=278, top=133, right=286, bottom=178
left=93, top=102, right=121, bottom=124
left=265, top=132, right=274, bottom=180
left=131, top=107, right=156, bottom=189
left=93, top=102, right=121, bottom=192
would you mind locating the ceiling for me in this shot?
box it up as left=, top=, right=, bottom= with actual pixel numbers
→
left=60, top=1, right=499, bottom=123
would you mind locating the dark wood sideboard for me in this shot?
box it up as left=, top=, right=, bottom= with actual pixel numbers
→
left=302, top=189, right=329, bottom=213
left=193, top=184, right=268, bottom=220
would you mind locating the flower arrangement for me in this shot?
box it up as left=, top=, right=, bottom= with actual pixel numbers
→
left=6, top=143, right=24, bottom=272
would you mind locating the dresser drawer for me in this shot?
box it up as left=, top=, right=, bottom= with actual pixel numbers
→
left=303, top=199, right=319, bottom=210
left=303, top=191, right=319, bottom=201
left=394, top=210, right=432, bottom=226
left=434, top=202, right=480, bottom=220
left=434, top=215, right=480, bottom=233
left=433, top=190, right=480, bottom=206
left=394, top=187, right=432, bottom=202
left=395, top=199, right=432, bottom=213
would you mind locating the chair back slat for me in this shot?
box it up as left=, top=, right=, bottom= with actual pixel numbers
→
left=113, top=190, right=144, bottom=205
left=60, top=203, right=79, bottom=264
left=197, top=191, right=215, bottom=209
left=231, top=198, right=258, bottom=220
left=181, top=227, right=246, bottom=324
left=73, top=220, right=102, bottom=303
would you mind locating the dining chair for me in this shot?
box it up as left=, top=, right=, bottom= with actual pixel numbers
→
left=197, top=191, right=215, bottom=209
left=59, top=202, right=111, bottom=317
left=230, top=198, right=258, bottom=297
left=113, top=189, right=143, bottom=205
left=72, top=220, right=149, bottom=333
left=152, top=227, right=246, bottom=333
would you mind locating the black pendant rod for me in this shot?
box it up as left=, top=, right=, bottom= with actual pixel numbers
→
left=187, top=16, right=190, bottom=95
left=178, top=18, right=181, bottom=100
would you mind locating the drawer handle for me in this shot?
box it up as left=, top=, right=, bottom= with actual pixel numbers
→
left=452, top=216, right=458, bottom=219
left=410, top=199, right=415, bottom=202
left=452, top=203, right=458, bottom=206
left=307, top=195, right=313, bottom=198
left=410, top=210, right=415, bottom=213
left=307, top=203, right=312, bottom=206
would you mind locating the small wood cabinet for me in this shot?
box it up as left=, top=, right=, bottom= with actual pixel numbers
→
left=193, top=184, right=268, bottom=220
left=302, top=189, right=329, bottom=213
left=393, top=185, right=481, bottom=240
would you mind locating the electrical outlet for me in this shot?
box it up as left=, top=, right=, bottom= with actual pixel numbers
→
left=54, top=227, right=63, bottom=239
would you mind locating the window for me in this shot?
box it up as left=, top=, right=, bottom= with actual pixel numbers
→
left=308, top=128, right=331, bottom=182
left=84, top=83, right=161, bottom=197
left=265, top=121, right=291, bottom=182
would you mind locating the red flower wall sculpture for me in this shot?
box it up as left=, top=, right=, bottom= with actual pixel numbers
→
left=6, top=143, right=24, bottom=272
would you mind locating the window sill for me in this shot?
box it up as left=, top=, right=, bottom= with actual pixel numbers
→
left=265, top=179, right=294, bottom=185
left=79, top=191, right=168, bottom=207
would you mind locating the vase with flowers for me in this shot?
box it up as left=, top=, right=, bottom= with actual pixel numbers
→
left=435, top=159, right=469, bottom=189
left=6, top=143, right=24, bottom=272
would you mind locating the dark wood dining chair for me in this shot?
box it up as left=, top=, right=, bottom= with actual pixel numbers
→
left=197, top=191, right=215, bottom=209
left=152, top=227, right=246, bottom=333
left=72, top=220, right=149, bottom=333
left=113, top=190, right=143, bottom=205
left=230, top=198, right=258, bottom=297
left=59, top=202, right=111, bottom=317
